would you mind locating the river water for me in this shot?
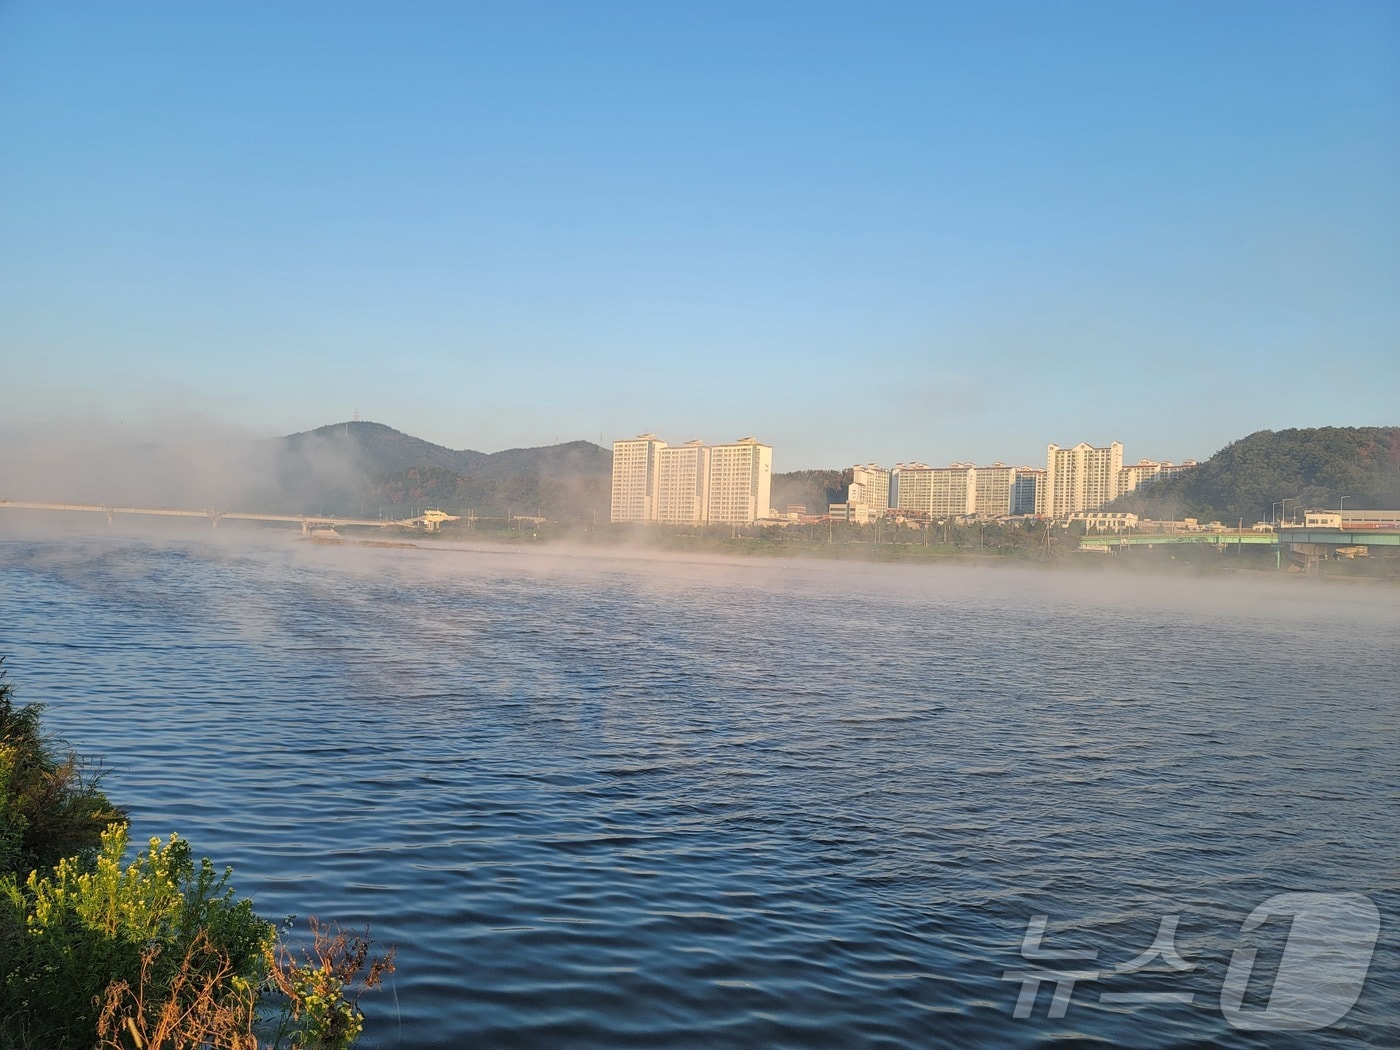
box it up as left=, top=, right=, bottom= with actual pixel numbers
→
left=1, top=527, right=1396, bottom=1048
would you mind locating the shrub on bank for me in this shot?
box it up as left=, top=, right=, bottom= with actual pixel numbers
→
left=0, top=658, right=124, bottom=880
left=0, top=661, right=393, bottom=1049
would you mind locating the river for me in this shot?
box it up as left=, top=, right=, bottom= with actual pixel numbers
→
left=1, top=526, right=1396, bottom=1047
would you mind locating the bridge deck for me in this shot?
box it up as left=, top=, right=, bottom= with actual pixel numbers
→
left=0, top=501, right=399, bottom=530
left=1081, top=528, right=1400, bottom=548
left=1275, top=528, right=1400, bottom=547
left=1079, top=532, right=1277, bottom=547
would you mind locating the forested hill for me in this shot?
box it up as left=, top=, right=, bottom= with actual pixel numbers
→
left=1111, top=427, right=1400, bottom=523
left=770, top=469, right=852, bottom=516
left=277, top=421, right=610, bottom=480
left=270, top=422, right=612, bottom=519
left=279, top=421, right=488, bottom=475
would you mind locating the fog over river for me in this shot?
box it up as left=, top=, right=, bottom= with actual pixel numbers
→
left=2, top=525, right=1396, bottom=1048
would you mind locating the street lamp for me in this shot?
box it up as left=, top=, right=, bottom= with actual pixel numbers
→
left=1281, top=497, right=1295, bottom=527
left=1339, top=495, right=1350, bottom=522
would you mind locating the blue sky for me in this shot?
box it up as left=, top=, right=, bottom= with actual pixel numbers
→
left=2, top=1, right=1396, bottom=470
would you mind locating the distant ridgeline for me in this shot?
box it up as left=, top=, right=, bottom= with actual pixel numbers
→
left=275, top=422, right=613, bottom=521
left=283, top=423, right=1400, bottom=526
left=1108, top=427, right=1400, bottom=524
left=286, top=425, right=855, bottom=524
left=63, top=421, right=1392, bottom=527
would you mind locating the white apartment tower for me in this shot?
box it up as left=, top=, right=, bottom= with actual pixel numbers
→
left=611, top=434, right=773, bottom=525
left=891, top=463, right=930, bottom=517
left=973, top=463, right=1016, bottom=518
left=930, top=464, right=977, bottom=518
left=1038, top=441, right=1124, bottom=520
left=848, top=464, right=891, bottom=511
left=1118, top=459, right=1199, bottom=493
left=655, top=441, right=711, bottom=525
left=893, top=463, right=976, bottom=518
left=706, top=438, right=773, bottom=524
left=610, top=434, right=666, bottom=523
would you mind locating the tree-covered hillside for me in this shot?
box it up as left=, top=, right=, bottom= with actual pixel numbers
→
left=1111, top=427, right=1400, bottom=523
left=770, top=469, right=852, bottom=515
left=276, top=422, right=611, bottom=482
left=270, top=423, right=611, bottom=518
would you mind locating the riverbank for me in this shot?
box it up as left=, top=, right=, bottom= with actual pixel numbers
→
left=424, top=520, right=1400, bottom=583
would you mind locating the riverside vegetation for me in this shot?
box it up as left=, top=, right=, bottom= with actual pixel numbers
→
left=0, top=659, right=393, bottom=1049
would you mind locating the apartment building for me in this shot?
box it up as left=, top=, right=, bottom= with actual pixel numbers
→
left=849, top=464, right=891, bottom=511
left=973, top=463, right=1016, bottom=518
left=1012, top=467, right=1043, bottom=516
left=892, top=463, right=976, bottom=519
left=1037, top=441, right=1124, bottom=520
left=891, top=463, right=929, bottom=517
left=610, top=434, right=666, bottom=523
left=706, top=437, right=773, bottom=524
left=1118, top=459, right=1199, bottom=494
left=613, top=433, right=773, bottom=525
left=828, top=463, right=890, bottom=524
left=655, top=441, right=711, bottom=525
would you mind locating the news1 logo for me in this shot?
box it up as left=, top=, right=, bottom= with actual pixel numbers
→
left=1221, top=892, right=1380, bottom=1031
left=1005, top=892, right=1381, bottom=1031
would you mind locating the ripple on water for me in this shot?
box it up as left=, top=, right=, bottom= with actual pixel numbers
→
left=1, top=535, right=1396, bottom=1048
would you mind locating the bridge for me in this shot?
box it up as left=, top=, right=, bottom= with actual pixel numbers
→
left=0, top=501, right=460, bottom=535
left=1079, top=528, right=1400, bottom=550
left=1275, top=527, right=1400, bottom=548
left=1078, top=526, right=1400, bottom=572
left=1079, top=531, right=1278, bottom=548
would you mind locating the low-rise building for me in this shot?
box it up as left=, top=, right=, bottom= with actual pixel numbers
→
left=1069, top=511, right=1139, bottom=533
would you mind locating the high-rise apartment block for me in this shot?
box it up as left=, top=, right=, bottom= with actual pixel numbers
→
left=1118, top=459, right=1199, bottom=494
left=891, top=463, right=927, bottom=517
left=611, top=434, right=771, bottom=525
left=892, top=463, right=976, bottom=518
left=973, top=463, right=1016, bottom=518
left=1037, top=441, right=1124, bottom=519
left=706, top=438, right=773, bottom=524
left=656, top=441, right=711, bottom=525
left=830, top=464, right=891, bottom=523
left=930, top=464, right=977, bottom=518
left=617, top=432, right=1186, bottom=527
left=1012, top=467, right=1043, bottom=516
left=610, top=434, right=667, bottom=523
left=849, top=464, right=890, bottom=511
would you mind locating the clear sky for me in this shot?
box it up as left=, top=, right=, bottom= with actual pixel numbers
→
left=2, top=1, right=1396, bottom=470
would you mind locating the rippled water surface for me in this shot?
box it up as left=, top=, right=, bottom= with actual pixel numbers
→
left=2, top=528, right=1397, bottom=1047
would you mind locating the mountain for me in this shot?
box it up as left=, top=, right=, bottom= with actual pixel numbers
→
left=279, top=421, right=489, bottom=475
left=268, top=422, right=612, bottom=520
left=276, top=421, right=610, bottom=481
left=1110, top=426, right=1400, bottom=523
